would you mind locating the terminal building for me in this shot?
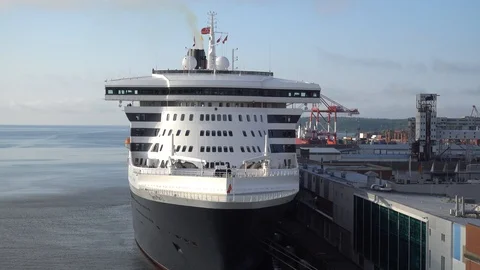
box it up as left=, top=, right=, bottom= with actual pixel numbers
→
left=296, top=164, right=480, bottom=270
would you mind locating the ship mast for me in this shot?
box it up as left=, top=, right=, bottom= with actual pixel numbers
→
left=207, top=11, right=217, bottom=70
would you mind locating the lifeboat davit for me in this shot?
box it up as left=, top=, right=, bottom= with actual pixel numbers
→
left=125, top=137, right=131, bottom=149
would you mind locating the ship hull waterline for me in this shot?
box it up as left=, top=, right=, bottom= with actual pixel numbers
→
left=130, top=189, right=296, bottom=270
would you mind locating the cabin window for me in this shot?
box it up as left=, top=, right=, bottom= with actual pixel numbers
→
left=176, top=130, right=181, bottom=136
left=188, top=146, right=193, bottom=152
left=229, top=146, right=234, bottom=152
left=180, top=114, right=185, bottom=121
left=185, top=130, right=190, bottom=136
left=189, top=114, right=194, bottom=121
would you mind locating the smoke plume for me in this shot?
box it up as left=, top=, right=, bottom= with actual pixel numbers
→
left=0, top=0, right=203, bottom=48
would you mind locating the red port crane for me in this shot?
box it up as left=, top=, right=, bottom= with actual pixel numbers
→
left=296, top=93, right=360, bottom=145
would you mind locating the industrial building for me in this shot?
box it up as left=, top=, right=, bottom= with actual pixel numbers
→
left=297, top=164, right=480, bottom=270
left=409, top=94, right=480, bottom=161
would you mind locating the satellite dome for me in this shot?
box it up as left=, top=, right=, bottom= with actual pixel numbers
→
left=215, top=56, right=230, bottom=70
left=182, top=56, right=197, bottom=70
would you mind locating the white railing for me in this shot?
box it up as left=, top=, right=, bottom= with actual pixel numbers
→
left=131, top=166, right=299, bottom=178
left=141, top=187, right=298, bottom=203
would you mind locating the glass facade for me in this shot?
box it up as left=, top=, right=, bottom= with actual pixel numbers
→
left=354, top=196, right=426, bottom=270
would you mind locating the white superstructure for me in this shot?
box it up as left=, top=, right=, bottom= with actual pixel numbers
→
left=104, top=13, right=322, bottom=208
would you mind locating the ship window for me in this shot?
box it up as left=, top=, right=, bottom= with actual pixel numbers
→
left=219, top=102, right=223, bottom=107
left=252, top=146, right=256, bottom=153
left=206, top=131, right=210, bottom=136
left=200, top=130, right=205, bottom=136
left=228, top=115, right=232, bottom=121
left=263, top=130, right=266, bottom=135
left=243, top=131, right=247, bottom=137
left=212, top=147, right=216, bottom=153
left=185, top=130, right=190, bottom=136
left=152, top=143, right=159, bottom=152
left=223, top=146, right=228, bottom=152
left=173, top=114, right=177, bottom=121
left=208, top=102, right=212, bottom=107
left=240, top=147, right=245, bottom=152
left=211, top=114, right=215, bottom=121
left=175, top=145, right=181, bottom=152
left=160, top=145, right=164, bottom=151
left=218, top=147, right=222, bottom=152
left=189, top=114, right=194, bottom=121
left=206, top=146, right=211, bottom=152
left=260, top=115, right=263, bottom=122
left=188, top=146, right=193, bottom=152
left=166, top=114, right=170, bottom=121
left=217, top=131, right=221, bottom=136
left=251, top=131, right=255, bottom=137
left=258, top=130, right=262, bottom=137
left=168, top=130, right=173, bottom=136
left=257, top=146, right=261, bottom=152
left=246, top=115, right=251, bottom=122
left=223, top=114, right=227, bottom=121
left=181, top=146, right=187, bottom=152
left=254, top=115, right=257, bottom=122
left=205, top=114, right=210, bottom=121
left=200, top=114, right=204, bottom=121
left=228, top=131, right=233, bottom=136
left=211, top=130, right=216, bottom=136
left=200, top=146, right=205, bottom=152
left=180, top=114, right=185, bottom=121
left=246, top=146, right=251, bottom=152
left=223, top=131, right=227, bottom=136
left=229, top=146, right=234, bottom=152
left=176, top=130, right=181, bottom=136
left=238, top=115, right=243, bottom=122
left=217, top=114, right=221, bottom=120
left=226, top=103, right=230, bottom=107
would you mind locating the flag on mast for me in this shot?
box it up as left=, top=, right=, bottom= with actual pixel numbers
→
left=193, top=36, right=195, bottom=47
left=216, top=35, right=222, bottom=44
left=201, top=27, right=211, bottom=35
left=222, top=35, right=228, bottom=44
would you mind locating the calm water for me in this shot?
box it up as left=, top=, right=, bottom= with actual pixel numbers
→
left=0, top=125, right=155, bottom=270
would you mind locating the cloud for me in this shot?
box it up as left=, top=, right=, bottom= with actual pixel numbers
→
left=315, top=0, right=351, bottom=14
left=459, top=85, right=480, bottom=95
left=8, top=98, right=118, bottom=114
left=318, top=49, right=403, bottom=70
left=432, top=59, right=480, bottom=75
left=0, top=0, right=203, bottom=48
left=319, top=49, right=480, bottom=76
left=382, top=83, right=426, bottom=96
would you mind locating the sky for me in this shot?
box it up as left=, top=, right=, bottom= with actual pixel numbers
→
left=1, top=0, right=479, bottom=125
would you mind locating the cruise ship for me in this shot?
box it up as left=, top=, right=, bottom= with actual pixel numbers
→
left=104, top=12, right=321, bottom=270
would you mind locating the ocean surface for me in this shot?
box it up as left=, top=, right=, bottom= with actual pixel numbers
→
left=0, top=125, right=156, bottom=270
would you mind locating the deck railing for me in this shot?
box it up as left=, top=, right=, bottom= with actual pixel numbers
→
left=131, top=166, right=299, bottom=178
left=139, top=186, right=298, bottom=203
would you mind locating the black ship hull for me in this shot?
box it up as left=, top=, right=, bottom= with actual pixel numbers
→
left=130, top=190, right=294, bottom=270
